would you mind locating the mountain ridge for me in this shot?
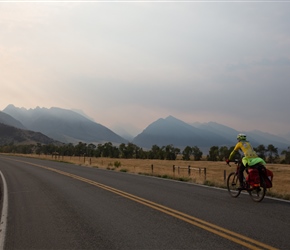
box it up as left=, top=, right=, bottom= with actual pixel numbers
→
left=1, top=105, right=290, bottom=151
left=3, top=105, right=127, bottom=145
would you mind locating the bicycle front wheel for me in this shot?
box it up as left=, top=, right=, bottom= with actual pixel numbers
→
left=249, top=177, right=266, bottom=202
left=227, top=172, right=241, bottom=198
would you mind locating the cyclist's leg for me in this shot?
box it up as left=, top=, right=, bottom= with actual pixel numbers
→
left=239, top=162, right=246, bottom=188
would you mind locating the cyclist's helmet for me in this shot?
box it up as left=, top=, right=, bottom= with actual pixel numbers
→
left=237, top=133, right=246, bottom=141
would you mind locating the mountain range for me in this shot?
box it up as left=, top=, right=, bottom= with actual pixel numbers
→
left=1, top=104, right=290, bottom=152
left=2, top=105, right=127, bottom=145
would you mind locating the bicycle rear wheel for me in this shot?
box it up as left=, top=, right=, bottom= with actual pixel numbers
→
left=249, top=177, right=266, bottom=202
left=227, top=172, right=241, bottom=198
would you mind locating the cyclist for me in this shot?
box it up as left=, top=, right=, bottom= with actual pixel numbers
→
left=226, top=133, right=266, bottom=189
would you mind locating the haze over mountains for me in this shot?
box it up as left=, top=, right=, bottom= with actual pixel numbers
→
left=2, top=105, right=127, bottom=145
left=1, top=104, right=290, bottom=152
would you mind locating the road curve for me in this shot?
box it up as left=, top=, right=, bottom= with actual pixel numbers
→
left=0, top=155, right=289, bottom=249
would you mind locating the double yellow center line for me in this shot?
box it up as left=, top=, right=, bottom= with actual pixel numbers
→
left=13, top=158, right=278, bottom=250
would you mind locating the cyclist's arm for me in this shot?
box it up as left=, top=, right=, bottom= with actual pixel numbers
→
left=229, top=150, right=237, bottom=161
left=229, top=143, right=241, bottom=161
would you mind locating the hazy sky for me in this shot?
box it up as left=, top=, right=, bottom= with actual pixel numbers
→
left=1, top=1, right=290, bottom=136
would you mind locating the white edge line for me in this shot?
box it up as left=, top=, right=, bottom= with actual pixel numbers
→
left=0, top=171, right=8, bottom=250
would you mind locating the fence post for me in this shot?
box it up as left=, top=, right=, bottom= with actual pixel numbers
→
left=178, top=166, right=180, bottom=175
left=151, top=164, right=153, bottom=174
left=188, top=165, right=191, bottom=176
left=173, top=165, right=175, bottom=174
left=204, top=168, right=207, bottom=180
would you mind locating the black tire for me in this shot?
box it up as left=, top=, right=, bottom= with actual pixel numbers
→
left=227, top=172, right=241, bottom=198
left=249, top=176, right=266, bottom=202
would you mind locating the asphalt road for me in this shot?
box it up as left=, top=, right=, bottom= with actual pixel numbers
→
left=0, top=155, right=289, bottom=250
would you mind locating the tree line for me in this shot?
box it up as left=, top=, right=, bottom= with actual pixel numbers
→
left=1, top=142, right=290, bottom=164
left=207, top=144, right=284, bottom=163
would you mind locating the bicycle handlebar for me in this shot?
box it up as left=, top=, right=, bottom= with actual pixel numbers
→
left=226, top=159, right=241, bottom=168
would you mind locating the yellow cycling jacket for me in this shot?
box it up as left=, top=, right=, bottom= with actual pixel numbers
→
left=229, top=141, right=266, bottom=167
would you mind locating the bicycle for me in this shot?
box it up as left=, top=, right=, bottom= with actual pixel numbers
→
left=226, top=159, right=271, bottom=202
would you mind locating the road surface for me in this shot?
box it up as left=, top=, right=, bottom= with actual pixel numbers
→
left=0, top=155, right=289, bottom=249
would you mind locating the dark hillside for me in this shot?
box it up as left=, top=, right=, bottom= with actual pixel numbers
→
left=0, top=123, right=59, bottom=146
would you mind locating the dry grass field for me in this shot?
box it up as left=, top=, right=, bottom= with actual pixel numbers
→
left=21, top=154, right=290, bottom=201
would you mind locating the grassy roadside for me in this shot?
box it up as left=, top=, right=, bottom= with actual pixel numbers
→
left=4, top=153, right=290, bottom=201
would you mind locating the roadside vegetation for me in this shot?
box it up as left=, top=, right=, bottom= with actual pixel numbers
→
left=1, top=142, right=290, bottom=200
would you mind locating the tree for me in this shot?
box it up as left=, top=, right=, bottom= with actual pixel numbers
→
left=87, top=143, right=96, bottom=157
left=164, top=145, right=179, bottom=160
left=35, top=143, right=42, bottom=155
left=135, top=147, right=147, bottom=159
left=148, top=145, right=163, bottom=159
left=74, top=142, right=87, bottom=156
left=62, top=143, right=75, bottom=156
left=126, top=143, right=138, bottom=158
left=218, top=146, right=229, bottom=161
left=192, top=146, right=202, bottom=161
left=207, top=146, right=219, bottom=161
left=95, top=144, right=103, bottom=157
left=266, top=144, right=279, bottom=163
left=182, top=146, right=192, bottom=160
left=254, top=144, right=266, bottom=159
left=119, top=143, right=128, bottom=158
left=41, top=144, right=58, bottom=155
left=100, top=142, right=119, bottom=158
left=17, top=144, right=33, bottom=154
left=119, top=143, right=139, bottom=158
left=281, top=147, right=290, bottom=164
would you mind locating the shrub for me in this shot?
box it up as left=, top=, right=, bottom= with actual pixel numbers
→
left=114, top=161, right=121, bottom=168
